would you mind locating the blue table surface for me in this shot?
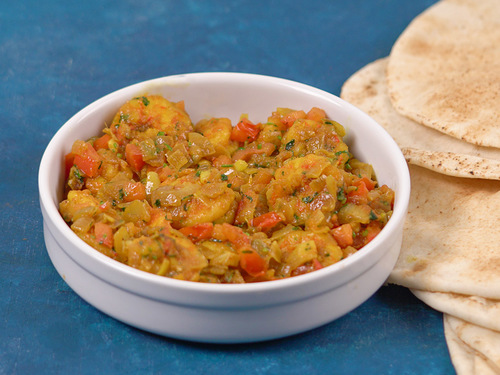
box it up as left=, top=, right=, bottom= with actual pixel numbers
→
left=1, top=0, right=455, bottom=374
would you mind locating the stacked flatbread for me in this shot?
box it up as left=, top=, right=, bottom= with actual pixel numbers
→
left=340, top=0, right=500, bottom=373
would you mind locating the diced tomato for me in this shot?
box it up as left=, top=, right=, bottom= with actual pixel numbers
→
left=331, top=223, right=353, bottom=248
left=123, top=181, right=146, bottom=202
left=252, top=211, right=283, bottom=230
left=365, top=222, right=382, bottom=243
left=98, top=201, right=112, bottom=211
left=64, top=152, right=75, bottom=179
left=230, top=118, right=260, bottom=142
left=72, top=141, right=102, bottom=178
left=94, top=222, right=113, bottom=248
left=179, top=223, right=214, bottom=242
left=358, top=176, right=376, bottom=190
left=347, top=180, right=370, bottom=205
left=312, top=258, right=323, bottom=270
left=125, top=143, right=145, bottom=172
left=156, top=165, right=176, bottom=182
left=239, top=249, right=267, bottom=277
left=94, top=133, right=111, bottom=150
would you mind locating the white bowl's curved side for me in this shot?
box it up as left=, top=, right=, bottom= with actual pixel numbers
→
left=39, top=72, right=410, bottom=342
left=43, top=217, right=403, bottom=343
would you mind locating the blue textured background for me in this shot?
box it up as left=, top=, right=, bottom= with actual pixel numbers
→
left=1, top=1, right=454, bottom=374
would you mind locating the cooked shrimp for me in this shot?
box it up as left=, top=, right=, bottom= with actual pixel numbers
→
left=195, top=117, right=238, bottom=156
left=109, top=95, right=193, bottom=145
left=266, top=154, right=342, bottom=226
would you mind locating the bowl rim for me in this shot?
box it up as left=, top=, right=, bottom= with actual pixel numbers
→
left=39, top=72, right=410, bottom=300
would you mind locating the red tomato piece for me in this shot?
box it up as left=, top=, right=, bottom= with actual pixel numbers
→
left=331, top=223, right=353, bottom=248
left=94, top=222, right=113, bottom=248
left=347, top=180, right=369, bottom=205
left=125, top=143, right=145, bottom=172
left=73, top=141, right=102, bottom=178
left=64, top=152, right=75, bottom=179
left=252, top=211, right=283, bottom=230
left=123, top=181, right=146, bottom=202
left=179, top=223, right=214, bottom=242
left=94, top=133, right=111, bottom=150
left=230, top=118, right=260, bottom=142
left=239, top=249, right=267, bottom=278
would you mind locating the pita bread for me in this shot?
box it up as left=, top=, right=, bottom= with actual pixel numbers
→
left=412, top=289, right=500, bottom=332
left=403, top=149, right=500, bottom=180
left=444, top=316, right=499, bottom=375
left=388, top=164, right=500, bottom=299
left=445, top=315, right=500, bottom=373
left=386, top=0, right=500, bottom=148
left=340, top=57, right=500, bottom=179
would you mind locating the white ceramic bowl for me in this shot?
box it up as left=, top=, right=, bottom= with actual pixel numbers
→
left=39, top=72, right=410, bottom=343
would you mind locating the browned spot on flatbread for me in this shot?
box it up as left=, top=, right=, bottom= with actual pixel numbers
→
left=475, top=257, right=500, bottom=277
left=412, top=260, right=428, bottom=273
left=363, top=80, right=378, bottom=97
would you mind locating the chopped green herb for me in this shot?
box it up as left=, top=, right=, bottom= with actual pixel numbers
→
left=285, top=139, right=295, bottom=151
left=302, top=196, right=314, bottom=204
left=141, top=96, right=150, bottom=106
left=220, top=174, right=228, bottom=181
left=73, top=167, right=84, bottom=182
left=337, top=187, right=346, bottom=203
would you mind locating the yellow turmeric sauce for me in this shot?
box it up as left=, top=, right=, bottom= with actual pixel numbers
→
left=60, top=95, right=394, bottom=283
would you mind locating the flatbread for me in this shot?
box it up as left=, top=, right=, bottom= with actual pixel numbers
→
left=386, top=0, right=500, bottom=148
left=445, top=315, right=500, bottom=373
left=403, top=149, right=500, bottom=180
left=388, top=164, right=500, bottom=299
left=412, top=289, right=500, bottom=332
left=340, top=57, right=500, bottom=179
left=444, top=315, right=499, bottom=375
